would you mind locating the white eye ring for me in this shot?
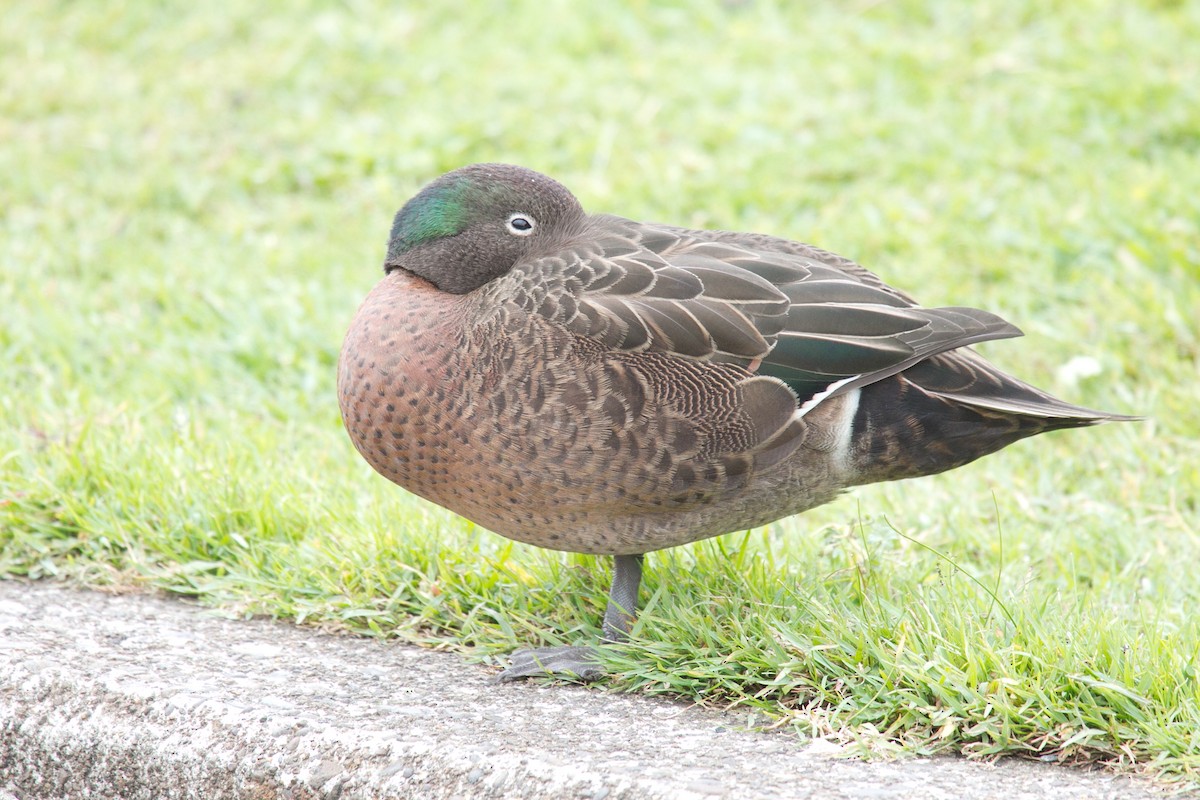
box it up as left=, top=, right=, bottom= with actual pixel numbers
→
left=506, top=213, right=537, bottom=236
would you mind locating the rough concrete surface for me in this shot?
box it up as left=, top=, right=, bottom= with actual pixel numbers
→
left=0, top=580, right=1170, bottom=799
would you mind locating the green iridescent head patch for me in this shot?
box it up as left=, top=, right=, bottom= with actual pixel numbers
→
left=387, top=176, right=475, bottom=256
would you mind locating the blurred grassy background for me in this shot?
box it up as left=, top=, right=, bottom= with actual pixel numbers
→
left=2, top=0, right=1198, bottom=785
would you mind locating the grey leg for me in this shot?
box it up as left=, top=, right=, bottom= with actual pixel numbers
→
left=602, top=554, right=643, bottom=642
left=496, top=554, right=645, bottom=682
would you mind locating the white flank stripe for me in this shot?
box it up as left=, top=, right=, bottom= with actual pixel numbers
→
left=831, top=388, right=862, bottom=472
left=795, top=374, right=860, bottom=418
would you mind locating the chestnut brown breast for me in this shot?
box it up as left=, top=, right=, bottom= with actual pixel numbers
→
left=337, top=270, right=830, bottom=555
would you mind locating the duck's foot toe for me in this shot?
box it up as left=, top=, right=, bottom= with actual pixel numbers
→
left=494, top=645, right=605, bottom=682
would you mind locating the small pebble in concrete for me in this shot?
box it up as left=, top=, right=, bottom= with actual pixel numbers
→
left=308, top=759, right=344, bottom=789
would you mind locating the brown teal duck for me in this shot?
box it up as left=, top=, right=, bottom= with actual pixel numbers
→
left=337, top=163, right=1134, bottom=681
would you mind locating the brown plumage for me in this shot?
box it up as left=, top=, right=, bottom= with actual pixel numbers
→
left=337, top=163, right=1134, bottom=680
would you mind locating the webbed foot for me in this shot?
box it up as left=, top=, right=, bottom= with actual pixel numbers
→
left=493, top=555, right=645, bottom=683
left=495, top=645, right=604, bottom=682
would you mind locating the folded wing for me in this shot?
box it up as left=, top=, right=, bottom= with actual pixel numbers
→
left=493, top=215, right=1024, bottom=412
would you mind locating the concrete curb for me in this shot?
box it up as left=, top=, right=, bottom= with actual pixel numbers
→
left=0, top=581, right=1166, bottom=799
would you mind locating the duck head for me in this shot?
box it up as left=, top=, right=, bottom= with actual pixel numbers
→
left=384, top=163, right=587, bottom=294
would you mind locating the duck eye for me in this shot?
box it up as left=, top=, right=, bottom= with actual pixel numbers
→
left=506, top=213, right=536, bottom=236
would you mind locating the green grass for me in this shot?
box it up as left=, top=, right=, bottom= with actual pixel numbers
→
left=3, top=0, right=1199, bottom=787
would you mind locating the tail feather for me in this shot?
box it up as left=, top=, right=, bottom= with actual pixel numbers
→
left=847, top=348, right=1137, bottom=485
left=910, top=349, right=1138, bottom=423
